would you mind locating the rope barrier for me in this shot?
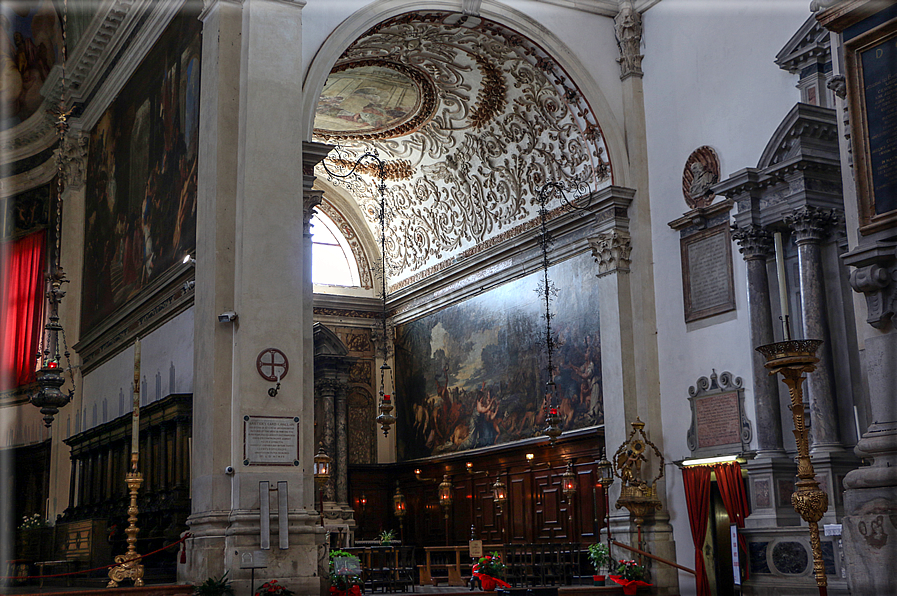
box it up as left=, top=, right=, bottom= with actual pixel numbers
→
left=1, top=534, right=191, bottom=581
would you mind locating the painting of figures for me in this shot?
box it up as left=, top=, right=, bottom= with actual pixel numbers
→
left=395, top=253, right=602, bottom=460
left=0, top=0, right=63, bottom=130
left=81, top=11, right=201, bottom=334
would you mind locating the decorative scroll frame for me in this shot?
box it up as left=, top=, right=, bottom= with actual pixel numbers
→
left=844, top=18, right=897, bottom=235
left=686, top=370, right=752, bottom=458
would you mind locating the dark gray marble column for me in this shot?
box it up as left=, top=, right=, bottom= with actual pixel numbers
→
left=335, top=387, right=348, bottom=504
left=315, top=377, right=338, bottom=501
left=732, top=224, right=785, bottom=455
left=786, top=206, right=841, bottom=450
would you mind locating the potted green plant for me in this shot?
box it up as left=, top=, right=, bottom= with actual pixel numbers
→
left=378, top=529, right=396, bottom=545
left=587, top=543, right=611, bottom=585
left=329, top=550, right=362, bottom=596
left=193, top=572, right=235, bottom=596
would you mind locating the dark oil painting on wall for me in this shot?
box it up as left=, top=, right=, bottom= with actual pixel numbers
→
left=81, top=11, right=201, bottom=334
left=0, top=0, right=63, bottom=130
left=396, top=253, right=602, bottom=460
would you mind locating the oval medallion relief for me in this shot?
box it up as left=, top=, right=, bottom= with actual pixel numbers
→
left=314, top=60, right=438, bottom=140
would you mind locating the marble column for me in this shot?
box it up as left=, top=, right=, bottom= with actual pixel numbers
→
left=314, top=377, right=338, bottom=503
left=786, top=207, right=841, bottom=450
left=786, top=206, right=856, bottom=522
left=732, top=225, right=785, bottom=455
left=335, top=387, right=348, bottom=505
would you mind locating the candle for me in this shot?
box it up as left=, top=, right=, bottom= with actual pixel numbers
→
left=132, top=338, right=141, bottom=456
left=774, top=232, right=791, bottom=340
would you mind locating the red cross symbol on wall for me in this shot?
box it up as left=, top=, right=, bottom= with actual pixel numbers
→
left=256, top=348, right=289, bottom=382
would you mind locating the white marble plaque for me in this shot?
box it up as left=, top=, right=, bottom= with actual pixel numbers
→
left=243, top=416, right=298, bottom=466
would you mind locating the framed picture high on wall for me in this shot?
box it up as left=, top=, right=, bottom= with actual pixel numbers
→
left=844, top=18, right=897, bottom=235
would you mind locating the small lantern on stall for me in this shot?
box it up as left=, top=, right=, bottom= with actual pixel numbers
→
left=492, top=474, right=508, bottom=507
left=314, top=446, right=332, bottom=487
left=438, top=474, right=453, bottom=510
left=562, top=461, right=577, bottom=499
left=393, top=484, right=406, bottom=518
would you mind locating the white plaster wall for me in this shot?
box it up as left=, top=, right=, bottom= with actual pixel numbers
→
left=641, top=2, right=811, bottom=594
left=77, top=307, right=194, bottom=437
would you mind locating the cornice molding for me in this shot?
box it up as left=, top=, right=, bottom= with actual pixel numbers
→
left=525, top=0, right=661, bottom=17
left=0, top=157, right=57, bottom=199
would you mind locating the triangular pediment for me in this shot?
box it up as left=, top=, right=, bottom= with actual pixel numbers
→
left=775, top=16, right=830, bottom=74
left=313, top=323, right=349, bottom=358
left=757, top=103, right=839, bottom=170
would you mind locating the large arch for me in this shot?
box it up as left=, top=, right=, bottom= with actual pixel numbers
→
left=301, top=0, right=631, bottom=188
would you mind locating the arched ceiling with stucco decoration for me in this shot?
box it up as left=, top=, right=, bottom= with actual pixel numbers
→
left=312, top=11, right=612, bottom=288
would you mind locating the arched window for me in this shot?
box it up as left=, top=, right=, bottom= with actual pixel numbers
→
left=311, top=211, right=361, bottom=287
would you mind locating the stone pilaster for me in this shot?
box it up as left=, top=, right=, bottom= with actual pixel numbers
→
left=314, top=378, right=339, bottom=502
left=335, top=389, right=348, bottom=505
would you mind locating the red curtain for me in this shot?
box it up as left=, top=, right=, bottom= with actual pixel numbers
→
left=715, top=461, right=751, bottom=580
left=682, top=465, right=712, bottom=596
left=0, top=230, right=46, bottom=391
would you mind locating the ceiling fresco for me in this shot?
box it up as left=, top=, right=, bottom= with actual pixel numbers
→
left=313, top=12, right=612, bottom=286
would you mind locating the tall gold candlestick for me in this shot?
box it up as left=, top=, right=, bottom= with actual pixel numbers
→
left=757, top=339, right=829, bottom=596
left=108, top=338, right=144, bottom=588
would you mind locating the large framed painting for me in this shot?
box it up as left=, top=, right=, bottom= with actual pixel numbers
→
left=0, top=0, right=63, bottom=130
left=844, top=17, right=897, bottom=234
left=395, top=253, right=602, bottom=460
left=81, top=11, right=201, bottom=336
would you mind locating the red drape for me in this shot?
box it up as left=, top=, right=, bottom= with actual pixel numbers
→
left=0, top=230, right=46, bottom=391
left=715, top=461, right=751, bottom=580
left=682, top=465, right=712, bottom=596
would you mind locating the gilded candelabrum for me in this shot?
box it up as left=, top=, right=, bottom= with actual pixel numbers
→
left=613, top=418, right=664, bottom=558
left=756, top=339, right=828, bottom=595
left=107, top=454, right=145, bottom=587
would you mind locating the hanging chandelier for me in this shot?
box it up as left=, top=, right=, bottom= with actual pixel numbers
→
left=321, top=149, right=396, bottom=436
left=31, top=0, right=76, bottom=428
left=536, top=182, right=563, bottom=444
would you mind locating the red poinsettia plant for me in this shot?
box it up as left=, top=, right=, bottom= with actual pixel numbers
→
left=472, top=552, right=510, bottom=591
left=609, top=559, right=651, bottom=596
left=254, top=580, right=294, bottom=596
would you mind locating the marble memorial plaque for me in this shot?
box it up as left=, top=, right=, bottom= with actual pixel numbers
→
left=680, top=223, right=735, bottom=322
left=243, top=416, right=299, bottom=466
left=846, top=21, right=897, bottom=233
left=694, top=391, right=741, bottom=448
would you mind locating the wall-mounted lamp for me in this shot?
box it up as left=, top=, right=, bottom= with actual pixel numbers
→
left=465, top=461, right=487, bottom=476
left=218, top=311, right=237, bottom=323
left=359, top=493, right=367, bottom=511
left=526, top=453, right=535, bottom=462
left=182, top=254, right=196, bottom=265
left=414, top=468, right=437, bottom=482
left=393, top=482, right=406, bottom=543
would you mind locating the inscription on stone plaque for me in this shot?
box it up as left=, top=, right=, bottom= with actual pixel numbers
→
left=694, top=391, right=740, bottom=448
left=244, top=416, right=299, bottom=466
left=860, top=33, right=897, bottom=216
left=681, top=223, right=736, bottom=322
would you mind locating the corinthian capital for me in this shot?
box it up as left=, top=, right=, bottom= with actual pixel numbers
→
left=55, top=131, right=89, bottom=190
left=589, top=229, right=632, bottom=277
left=731, top=224, right=773, bottom=261
left=614, top=0, right=643, bottom=79
left=785, top=206, right=838, bottom=245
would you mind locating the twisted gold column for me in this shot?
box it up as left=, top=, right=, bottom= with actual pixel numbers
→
left=757, top=340, right=829, bottom=595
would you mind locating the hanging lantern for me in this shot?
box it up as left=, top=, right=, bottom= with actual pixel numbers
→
left=543, top=383, right=562, bottom=444
left=376, top=363, right=396, bottom=435
left=596, top=449, right=614, bottom=488
left=393, top=484, right=406, bottom=518
left=438, top=474, right=453, bottom=509
left=562, top=461, right=577, bottom=499
left=492, top=474, right=507, bottom=506
left=314, top=446, right=331, bottom=487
